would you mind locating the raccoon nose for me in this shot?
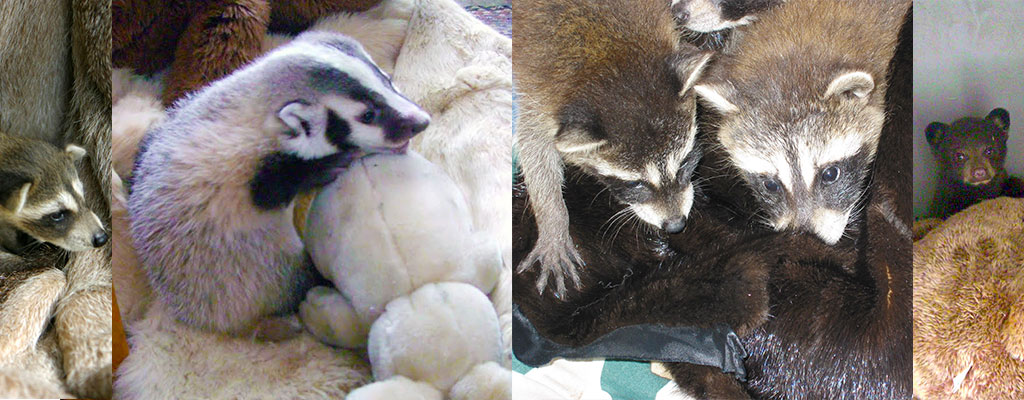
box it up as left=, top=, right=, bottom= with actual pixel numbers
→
left=662, top=218, right=686, bottom=234
left=972, top=168, right=989, bottom=180
left=92, top=231, right=109, bottom=247
left=671, top=1, right=689, bottom=22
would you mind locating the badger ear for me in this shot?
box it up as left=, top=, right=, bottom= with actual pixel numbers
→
left=673, top=50, right=713, bottom=94
left=65, top=144, right=87, bottom=161
left=693, top=82, right=739, bottom=114
left=554, top=126, right=606, bottom=153
left=987, top=108, right=1010, bottom=131
left=276, top=101, right=327, bottom=138
left=925, top=122, right=948, bottom=148
left=824, top=71, right=875, bottom=102
left=0, top=175, right=31, bottom=214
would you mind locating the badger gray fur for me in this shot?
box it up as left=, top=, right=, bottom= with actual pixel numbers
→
left=694, top=0, right=910, bottom=245
left=129, top=31, right=430, bottom=337
left=513, top=0, right=711, bottom=296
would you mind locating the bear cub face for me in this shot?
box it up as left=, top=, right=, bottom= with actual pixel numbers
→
left=927, top=108, right=1010, bottom=188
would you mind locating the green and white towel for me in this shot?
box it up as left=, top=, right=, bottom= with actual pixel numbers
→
left=511, top=356, right=695, bottom=400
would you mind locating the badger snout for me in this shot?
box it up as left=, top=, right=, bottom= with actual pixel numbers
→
left=382, top=111, right=430, bottom=154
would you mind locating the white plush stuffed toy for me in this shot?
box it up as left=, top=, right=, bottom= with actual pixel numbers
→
left=299, top=151, right=511, bottom=399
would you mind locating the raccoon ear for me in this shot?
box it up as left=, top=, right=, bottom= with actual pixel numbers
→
left=674, top=51, right=713, bottom=94
left=824, top=71, right=874, bottom=101
left=554, top=126, right=606, bottom=153
left=0, top=178, right=31, bottom=214
left=693, top=82, right=738, bottom=114
left=987, top=108, right=1010, bottom=131
left=65, top=144, right=87, bottom=161
left=276, top=101, right=326, bottom=137
left=925, top=122, right=948, bottom=148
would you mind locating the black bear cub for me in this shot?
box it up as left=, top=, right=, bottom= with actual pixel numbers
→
left=926, top=107, right=1024, bottom=218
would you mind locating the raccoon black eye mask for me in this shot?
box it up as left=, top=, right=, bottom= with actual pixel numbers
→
left=514, top=0, right=712, bottom=297
left=693, top=0, right=909, bottom=244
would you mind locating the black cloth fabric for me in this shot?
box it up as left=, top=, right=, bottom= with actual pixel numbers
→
left=512, top=304, right=748, bottom=380
left=509, top=304, right=745, bottom=380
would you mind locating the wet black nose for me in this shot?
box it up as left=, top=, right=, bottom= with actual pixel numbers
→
left=671, top=1, right=689, bottom=22
left=93, top=231, right=109, bottom=247
left=662, top=218, right=686, bottom=234
left=390, top=117, right=430, bottom=143
left=972, top=168, right=989, bottom=180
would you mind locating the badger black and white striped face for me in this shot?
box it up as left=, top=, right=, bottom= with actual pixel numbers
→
left=0, top=145, right=108, bottom=252
left=695, top=71, right=885, bottom=244
left=265, top=33, right=430, bottom=161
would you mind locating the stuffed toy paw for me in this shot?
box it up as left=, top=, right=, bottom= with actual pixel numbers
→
left=300, top=152, right=503, bottom=347
left=356, top=282, right=509, bottom=399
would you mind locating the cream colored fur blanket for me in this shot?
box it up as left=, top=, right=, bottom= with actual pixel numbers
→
left=113, top=0, right=513, bottom=398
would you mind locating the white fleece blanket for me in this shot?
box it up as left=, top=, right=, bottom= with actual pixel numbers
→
left=112, top=0, right=514, bottom=398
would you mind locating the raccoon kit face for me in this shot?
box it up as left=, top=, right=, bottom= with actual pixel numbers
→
left=555, top=54, right=710, bottom=233
left=696, top=72, right=884, bottom=244
left=926, top=108, right=1010, bottom=187
left=671, top=0, right=780, bottom=32
left=0, top=138, right=108, bottom=252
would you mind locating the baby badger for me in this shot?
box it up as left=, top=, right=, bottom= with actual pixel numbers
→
left=0, top=132, right=108, bottom=253
left=694, top=0, right=910, bottom=245
left=514, top=0, right=711, bottom=295
left=129, top=32, right=430, bottom=337
left=926, top=108, right=1024, bottom=219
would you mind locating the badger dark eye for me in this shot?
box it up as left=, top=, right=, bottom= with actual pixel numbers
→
left=984, top=147, right=994, bottom=157
left=820, top=166, right=841, bottom=184
left=763, top=178, right=781, bottom=193
left=359, top=107, right=379, bottom=124
left=48, top=210, right=68, bottom=222
left=954, top=152, right=966, bottom=162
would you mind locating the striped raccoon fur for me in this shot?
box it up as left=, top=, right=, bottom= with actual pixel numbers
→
left=514, top=7, right=914, bottom=399
left=693, top=0, right=910, bottom=245
left=0, top=132, right=107, bottom=381
left=671, top=0, right=780, bottom=32
left=0, top=133, right=108, bottom=253
left=513, top=0, right=711, bottom=296
left=129, top=32, right=430, bottom=337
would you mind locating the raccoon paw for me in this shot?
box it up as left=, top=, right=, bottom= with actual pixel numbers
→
left=516, top=237, right=584, bottom=298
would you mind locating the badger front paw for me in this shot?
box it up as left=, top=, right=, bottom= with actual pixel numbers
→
left=299, top=286, right=367, bottom=348
left=515, top=235, right=584, bottom=298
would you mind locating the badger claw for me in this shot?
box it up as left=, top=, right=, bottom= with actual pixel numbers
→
left=517, top=236, right=584, bottom=299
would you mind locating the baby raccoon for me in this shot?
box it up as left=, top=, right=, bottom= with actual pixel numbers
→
left=694, top=0, right=910, bottom=244
left=0, top=132, right=108, bottom=253
left=926, top=108, right=1024, bottom=218
left=671, top=0, right=780, bottom=32
left=514, top=0, right=711, bottom=296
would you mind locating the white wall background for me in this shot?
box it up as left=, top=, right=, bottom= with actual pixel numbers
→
left=913, top=0, right=1024, bottom=217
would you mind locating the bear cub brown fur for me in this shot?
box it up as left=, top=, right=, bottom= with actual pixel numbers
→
left=926, top=108, right=1024, bottom=218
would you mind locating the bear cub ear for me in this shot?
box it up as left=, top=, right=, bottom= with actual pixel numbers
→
left=987, top=108, right=1010, bottom=131
left=925, top=122, right=948, bottom=148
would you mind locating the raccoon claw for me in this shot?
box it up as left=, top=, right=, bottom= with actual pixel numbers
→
left=517, top=239, right=585, bottom=299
